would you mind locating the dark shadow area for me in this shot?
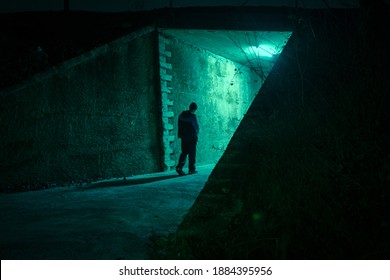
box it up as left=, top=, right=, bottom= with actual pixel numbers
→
left=158, top=4, right=390, bottom=260
left=84, top=174, right=180, bottom=190
left=0, top=6, right=293, bottom=91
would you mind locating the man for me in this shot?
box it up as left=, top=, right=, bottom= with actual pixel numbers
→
left=176, top=102, right=199, bottom=175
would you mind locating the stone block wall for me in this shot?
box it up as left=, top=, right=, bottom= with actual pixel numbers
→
left=161, top=32, right=262, bottom=169
left=158, top=34, right=175, bottom=170
left=0, top=27, right=163, bottom=188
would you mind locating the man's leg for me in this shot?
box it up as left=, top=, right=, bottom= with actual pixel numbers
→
left=176, top=140, right=189, bottom=174
left=188, top=139, right=197, bottom=173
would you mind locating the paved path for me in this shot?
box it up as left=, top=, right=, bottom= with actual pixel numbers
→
left=0, top=164, right=214, bottom=260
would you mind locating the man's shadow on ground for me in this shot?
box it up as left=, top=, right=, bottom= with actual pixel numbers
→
left=83, top=174, right=179, bottom=190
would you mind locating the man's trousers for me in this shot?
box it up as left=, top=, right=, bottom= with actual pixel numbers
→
left=176, top=138, right=197, bottom=171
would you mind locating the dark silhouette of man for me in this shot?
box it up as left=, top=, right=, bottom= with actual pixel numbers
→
left=176, top=102, right=199, bottom=175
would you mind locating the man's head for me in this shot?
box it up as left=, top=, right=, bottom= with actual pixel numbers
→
left=189, top=102, right=198, bottom=112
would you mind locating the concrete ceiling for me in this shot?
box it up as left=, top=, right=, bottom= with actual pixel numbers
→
left=159, top=28, right=292, bottom=75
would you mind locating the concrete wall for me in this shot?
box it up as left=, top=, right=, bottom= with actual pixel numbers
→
left=0, top=28, right=163, bottom=188
left=0, top=26, right=263, bottom=189
left=160, top=33, right=262, bottom=169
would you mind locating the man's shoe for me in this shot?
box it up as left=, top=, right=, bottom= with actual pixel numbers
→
left=176, top=168, right=185, bottom=176
left=189, top=170, right=197, bottom=174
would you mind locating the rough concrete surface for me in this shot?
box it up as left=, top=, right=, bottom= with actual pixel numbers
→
left=0, top=164, right=214, bottom=260
left=168, top=34, right=261, bottom=165
left=0, top=31, right=162, bottom=188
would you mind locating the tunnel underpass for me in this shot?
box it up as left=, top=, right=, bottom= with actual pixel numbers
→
left=0, top=24, right=292, bottom=190
left=157, top=28, right=292, bottom=171
left=2, top=4, right=388, bottom=261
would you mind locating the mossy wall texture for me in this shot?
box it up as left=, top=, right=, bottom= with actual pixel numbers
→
left=167, top=36, right=262, bottom=167
left=0, top=31, right=162, bottom=188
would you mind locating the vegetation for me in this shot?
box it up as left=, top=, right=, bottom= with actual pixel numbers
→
left=152, top=6, right=390, bottom=259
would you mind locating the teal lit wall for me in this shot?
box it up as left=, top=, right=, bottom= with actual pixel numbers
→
left=167, top=36, right=262, bottom=166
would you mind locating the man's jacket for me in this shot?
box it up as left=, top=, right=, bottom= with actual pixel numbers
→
left=178, top=110, right=199, bottom=140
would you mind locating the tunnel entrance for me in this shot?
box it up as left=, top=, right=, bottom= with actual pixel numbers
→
left=0, top=25, right=292, bottom=189
left=157, top=29, right=292, bottom=171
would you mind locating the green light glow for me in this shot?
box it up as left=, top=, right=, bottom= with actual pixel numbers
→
left=247, top=44, right=280, bottom=57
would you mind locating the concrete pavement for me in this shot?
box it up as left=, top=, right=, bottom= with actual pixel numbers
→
left=0, top=164, right=214, bottom=260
